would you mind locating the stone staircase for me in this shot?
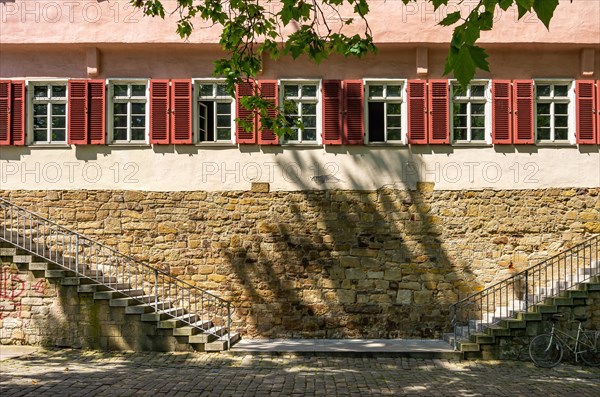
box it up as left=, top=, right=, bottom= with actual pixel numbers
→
left=0, top=198, right=239, bottom=352
left=446, top=253, right=600, bottom=359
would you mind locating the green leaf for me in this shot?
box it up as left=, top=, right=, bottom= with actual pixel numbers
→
left=467, top=45, right=490, bottom=72
left=499, top=0, right=514, bottom=11
left=533, top=0, right=559, bottom=29
left=453, top=45, right=477, bottom=88
left=431, top=0, right=449, bottom=10
left=479, top=11, right=494, bottom=31
left=439, top=11, right=461, bottom=27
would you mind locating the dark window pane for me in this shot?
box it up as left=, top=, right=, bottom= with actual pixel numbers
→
left=53, top=104, right=66, bottom=116
left=114, top=85, right=128, bottom=97
left=554, top=85, right=568, bottom=97
left=537, top=115, right=550, bottom=128
left=217, top=115, right=230, bottom=127
left=537, top=128, right=551, bottom=140
left=52, top=129, right=66, bottom=142
left=369, top=85, right=383, bottom=97
left=216, top=128, right=230, bottom=140
left=453, top=85, right=466, bottom=98
left=554, top=128, right=568, bottom=140
left=555, top=115, right=568, bottom=127
left=131, top=85, right=146, bottom=97
left=536, top=85, right=550, bottom=97
left=537, top=103, right=550, bottom=115
left=131, top=129, right=146, bottom=141
left=454, top=115, right=467, bottom=128
left=303, top=115, right=316, bottom=128
left=554, top=103, right=568, bottom=115
left=303, top=128, right=316, bottom=141
left=471, top=115, right=485, bottom=128
left=387, top=129, right=401, bottom=141
left=368, top=102, right=385, bottom=142
left=471, top=128, right=485, bottom=141
left=34, top=85, right=48, bottom=98
left=387, top=103, right=401, bottom=114
left=216, top=102, right=230, bottom=114
left=216, top=84, right=228, bottom=97
left=471, top=85, right=485, bottom=97
left=132, top=116, right=145, bottom=128
left=51, top=116, right=65, bottom=128
left=387, top=85, right=402, bottom=97
left=113, top=128, right=127, bottom=140
left=454, top=128, right=467, bottom=141
left=34, top=130, right=47, bottom=141
left=302, top=103, right=316, bottom=115
left=284, top=85, right=299, bottom=98
left=286, top=129, right=299, bottom=141
left=302, top=85, right=317, bottom=97
left=34, top=116, right=47, bottom=129
left=52, top=85, right=66, bottom=97
left=34, top=104, right=47, bottom=116
left=113, top=103, right=127, bottom=115
left=200, top=84, right=213, bottom=97
left=471, top=103, right=485, bottom=115
left=131, top=102, right=146, bottom=114
left=114, top=116, right=127, bottom=128
left=387, top=115, right=401, bottom=128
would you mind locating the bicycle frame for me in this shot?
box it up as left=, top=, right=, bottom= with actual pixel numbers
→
left=546, top=322, right=599, bottom=362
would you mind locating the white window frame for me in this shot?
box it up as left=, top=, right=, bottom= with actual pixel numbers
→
left=450, top=80, right=492, bottom=145
left=364, top=79, right=407, bottom=145
left=192, top=79, right=235, bottom=144
left=279, top=79, right=322, bottom=145
left=26, top=79, right=68, bottom=145
left=107, top=79, right=149, bottom=144
left=534, top=80, right=575, bottom=145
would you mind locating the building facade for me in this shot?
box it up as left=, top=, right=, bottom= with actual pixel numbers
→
left=0, top=1, right=599, bottom=342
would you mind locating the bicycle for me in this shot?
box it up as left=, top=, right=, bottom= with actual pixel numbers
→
left=528, top=314, right=600, bottom=368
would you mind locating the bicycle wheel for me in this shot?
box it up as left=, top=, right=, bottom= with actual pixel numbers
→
left=529, top=334, right=563, bottom=368
left=579, top=332, right=600, bottom=367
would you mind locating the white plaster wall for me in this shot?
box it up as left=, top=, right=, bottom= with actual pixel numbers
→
left=0, top=146, right=598, bottom=191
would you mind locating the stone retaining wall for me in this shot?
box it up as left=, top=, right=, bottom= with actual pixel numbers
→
left=1, top=186, right=598, bottom=340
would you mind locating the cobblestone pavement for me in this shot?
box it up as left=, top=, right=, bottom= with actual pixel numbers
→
left=1, top=349, right=599, bottom=396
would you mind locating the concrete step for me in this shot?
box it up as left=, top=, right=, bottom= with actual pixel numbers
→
left=188, top=326, right=228, bottom=344
left=109, top=295, right=159, bottom=307
left=125, top=301, right=174, bottom=315
left=158, top=313, right=200, bottom=329
left=469, top=333, right=495, bottom=345
left=498, top=319, right=526, bottom=329
left=172, top=321, right=212, bottom=336
left=94, top=289, right=145, bottom=300
left=485, top=325, right=511, bottom=337
left=456, top=341, right=480, bottom=353
left=141, top=307, right=187, bottom=322
left=532, top=304, right=558, bottom=313
left=516, top=312, right=542, bottom=321
left=205, top=332, right=241, bottom=352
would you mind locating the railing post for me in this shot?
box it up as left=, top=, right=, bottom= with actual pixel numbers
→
left=525, top=270, right=529, bottom=312
left=154, top=269, right=158, bottom=309
left=227, top=302, right=231, bottom=351
left=452, top=304, right=457, bottom=351
left=75, top=235, right=79, bottom=274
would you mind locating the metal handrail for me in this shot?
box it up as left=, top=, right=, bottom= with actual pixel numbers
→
left=0, top=197, right=232, bottom=349
left=450, top=234, right=599, bottom=350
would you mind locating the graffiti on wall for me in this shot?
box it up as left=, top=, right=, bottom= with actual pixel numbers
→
left=0, top=267, right=47, bottom=319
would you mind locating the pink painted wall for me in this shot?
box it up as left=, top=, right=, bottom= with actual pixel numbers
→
left=0, top=0, right=598, bottom=45
left=1, top=44, right=598, bottom=80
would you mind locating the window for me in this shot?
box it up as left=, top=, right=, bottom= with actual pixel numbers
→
left=365, top=82, right=404, bottom=143
left=109, top=81, right=148, bottom=143
left=535, top=82, right=572, bottom=142
left=29, top=82, right=67, bottom=144
left=451, top=82, right=489, bottom=143
left=281, top=81, right=319, bottom=143
left=194, top=81, right=234, bottom=143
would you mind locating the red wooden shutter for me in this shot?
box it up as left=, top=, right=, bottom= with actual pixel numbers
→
left=149, top=79, right=170, bottom=144
left=88, top=80, right=106, bottom=144
left=9, top=81, right=25, bottom=145
left=343, top=80, right=364, bottom=145
left=170, top=79, right=192, bottom=144
left=257, top=80, right=279, bottom=145
left=428, top=80, right=449, bottom=144
left=407, top=80, right=428, bottom=144
left=68, top=80, right=89, bottom=145
left=321, top=80, right=343, bottom=145
left=236, top=81, right=257, bottom=144
left=597, top=82, right=600, bottom=144
left=512, top=80, right=534, bottom=144
left=0, top=81, right=11, bottom=145
left=576, top=80, right=596, bottom=144
left=492, top=80, right=512, bottom=144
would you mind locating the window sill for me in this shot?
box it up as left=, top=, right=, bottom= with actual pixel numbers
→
left=366, top=142, right=407, bottom=147
left=29, top=143, right=71, bottom=148
left=452, top=142, right=493, bottom=147
left=195, top=142, right=237, bottom=147
left=536, top=141, right=576, bottom=147
left=108, top=143, right=152, bottom=148
left=281, top=143, right=323, bottom=148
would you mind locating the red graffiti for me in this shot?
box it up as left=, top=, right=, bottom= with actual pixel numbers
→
left=32, top=279, right=47, bottom=295
left=0, top=268, right=25, bottom=300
